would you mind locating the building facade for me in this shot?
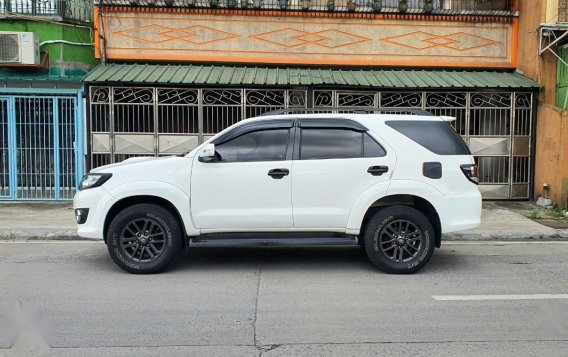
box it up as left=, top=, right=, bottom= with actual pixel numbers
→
left=521, top=0, right=568, bottom=208
left=0, top=0, right=96, bottom=200
left=85, top=0, right=540, bottom=200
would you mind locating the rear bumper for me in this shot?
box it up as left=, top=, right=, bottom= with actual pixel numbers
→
left=437, top=189, right=482, bottom=234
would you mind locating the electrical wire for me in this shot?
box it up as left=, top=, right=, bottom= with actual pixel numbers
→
left=39, top=40, right=94, bottom=47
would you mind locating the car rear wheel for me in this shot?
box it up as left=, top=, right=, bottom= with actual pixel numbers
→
left=363, top=205, right=435, bottom=274
left=106, top=203, right=182, bottom=274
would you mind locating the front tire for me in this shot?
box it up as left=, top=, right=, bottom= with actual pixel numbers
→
left=363, top=205, right=435, bottom=274
left=106, top=203, right=182, bottom=274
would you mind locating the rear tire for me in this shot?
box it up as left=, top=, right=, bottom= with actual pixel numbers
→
left=106, top=203, right=182, bottom=274
left=363, top=205, right=435, bottom=274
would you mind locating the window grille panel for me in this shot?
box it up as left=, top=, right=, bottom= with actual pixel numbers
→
left=0, top=98, right=9, bottom=198
left=203, top=89, right=243, bottom=134
left=470, top=109, right=511, bottom=136
left=157, top=106, right=199, bottom=134
left=15, top=97, right=56, bottom=200
left=514, top=93, right=532, bottom=136
left=477, top=156, right=509, bottom=184
left=337, top=92, right=377, bottom=107
left=92, top=154, right=111, bottom=168
left=58, top=97, right=77, bottom=199
left=245, top=89, right=286, bottom=118
left=426, top=92, right=468, bottom=136
left=380, top=92, right=422, bottom=108
left=314, top=91, right=334, bottom=108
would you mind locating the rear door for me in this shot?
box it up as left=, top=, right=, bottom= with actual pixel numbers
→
left=291, top=119, right=396, bottom=229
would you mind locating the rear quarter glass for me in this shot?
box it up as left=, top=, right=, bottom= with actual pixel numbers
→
left=385, top=120, right=471, bottom=155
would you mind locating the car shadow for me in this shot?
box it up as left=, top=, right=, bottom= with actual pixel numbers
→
left=91, top=244, right=465, bottom=275
left=173, top=245, right=377, bottom=272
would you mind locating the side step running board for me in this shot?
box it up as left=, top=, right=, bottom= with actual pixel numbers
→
left=189, top=236, right=359, bottom=247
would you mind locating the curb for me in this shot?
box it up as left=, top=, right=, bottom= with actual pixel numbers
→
left=443, top=230, right=568, bottom=241
left=0, top=229, right=91, bottom=241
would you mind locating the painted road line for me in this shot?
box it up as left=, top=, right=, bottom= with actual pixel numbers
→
left=0, top=240, right=101, bottom=244
left=445, top=241, right=568, bottom=245
left=433, top=294, right=568, bottom=301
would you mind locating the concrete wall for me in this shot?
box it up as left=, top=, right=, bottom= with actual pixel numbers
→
left=95, top=9, right=516, bottom=68
left=535, top=104, right=568, bottom=207
left=0, top=20, right=98, bottom=76
left=546, top=0, right=559, bottom=23
left=518, top=0, right=568, bottom=207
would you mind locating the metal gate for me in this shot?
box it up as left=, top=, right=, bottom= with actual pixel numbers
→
left=0, top=95, right=83, bottom=201
left=88, top=87, right=535, bottom=200
left=0, top=97, right=10, bottom=199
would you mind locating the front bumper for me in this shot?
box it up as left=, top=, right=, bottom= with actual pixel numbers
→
left=73, top=187, right=115, bottom=239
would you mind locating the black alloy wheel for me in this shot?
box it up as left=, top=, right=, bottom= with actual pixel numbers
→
left=363, top=205, right=435, bottom=274
left=119, top=217, right=167, bottom=263
left=378, top=219, right=423, bottom=263
left=107, top=203, right=182, bottom=274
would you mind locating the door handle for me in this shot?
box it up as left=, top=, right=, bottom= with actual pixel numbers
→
left=268, top=168, right=289, bottom=179
left=367, top=165, right=389, bottom=176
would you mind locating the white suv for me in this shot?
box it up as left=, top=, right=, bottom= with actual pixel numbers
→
left=74, top=110, right=481, bottom=274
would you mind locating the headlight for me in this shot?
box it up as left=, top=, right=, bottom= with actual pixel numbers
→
left=79, top=173, right=112, bottom=190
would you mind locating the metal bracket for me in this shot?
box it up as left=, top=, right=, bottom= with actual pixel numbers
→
left=539, top=23, right=568, bottom=109
left=539, top=24, right=568, bottom=59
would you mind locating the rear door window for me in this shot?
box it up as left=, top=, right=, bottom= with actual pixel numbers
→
left=300, top=128, right=386, bottom=160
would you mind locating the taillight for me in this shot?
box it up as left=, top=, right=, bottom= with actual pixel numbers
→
left=460, top=164, right=478, bottom=184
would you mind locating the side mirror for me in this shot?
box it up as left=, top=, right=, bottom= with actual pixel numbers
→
left=198, top=143, right=217, bottom=162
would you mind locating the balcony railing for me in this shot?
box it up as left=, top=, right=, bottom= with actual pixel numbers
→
left=560, top=0, right=568, bottom=23
left=96, top=0, right=516, bottom=16
left=0, top=0, right=93, bottom=23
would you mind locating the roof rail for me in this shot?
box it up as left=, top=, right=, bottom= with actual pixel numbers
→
left=260, top=107, right=433, bottom=116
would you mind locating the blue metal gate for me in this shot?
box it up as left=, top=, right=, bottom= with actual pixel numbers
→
left=0, top=94, right=84, bottom=201
left=0, top=97, right=10, bottom=199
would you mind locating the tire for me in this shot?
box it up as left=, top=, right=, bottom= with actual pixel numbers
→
left=363, top=205, right=435, bottom=274
left=106, top=203, right=183, bottom=274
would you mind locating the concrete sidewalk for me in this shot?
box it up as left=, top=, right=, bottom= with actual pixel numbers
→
left=0, top=201, right=567, bottom=241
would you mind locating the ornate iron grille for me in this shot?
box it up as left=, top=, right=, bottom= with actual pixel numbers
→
left=0, top=0, right=93, bottom=23
left=95, top=0, right=515, bottom=16
left=88, top=87, right=534, bottom=200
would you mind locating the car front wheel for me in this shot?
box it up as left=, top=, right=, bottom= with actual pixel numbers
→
left=106, top=203, right=182, bottom=274
left=363, top=205, right=435, bottom=274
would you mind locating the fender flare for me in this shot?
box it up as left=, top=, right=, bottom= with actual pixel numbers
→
left=346, top=181, right=390, bottom=233
left=346, top=180, right=442, bottom=234
left=105, top=181, right=198, bottom=237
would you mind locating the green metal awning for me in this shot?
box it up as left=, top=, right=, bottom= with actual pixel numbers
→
left=83, top=64, right=541, bottom=90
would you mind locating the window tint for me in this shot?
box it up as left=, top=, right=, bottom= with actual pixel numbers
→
left=300, top=129, right=385, bottom=160
left=363, top=134, right=387, bottom=157
left=386, top=120, right=471, bottom=155
left=216, top=129, right=289, bottom=162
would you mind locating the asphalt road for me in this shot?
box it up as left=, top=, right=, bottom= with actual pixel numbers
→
left=1, top=241, right=568, bottom=356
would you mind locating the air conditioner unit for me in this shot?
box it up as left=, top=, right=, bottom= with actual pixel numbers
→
left=0, top=32, right=40, bottom=65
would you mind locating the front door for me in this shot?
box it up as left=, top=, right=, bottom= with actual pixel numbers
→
left=190, top=120, right=294, bottom=230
